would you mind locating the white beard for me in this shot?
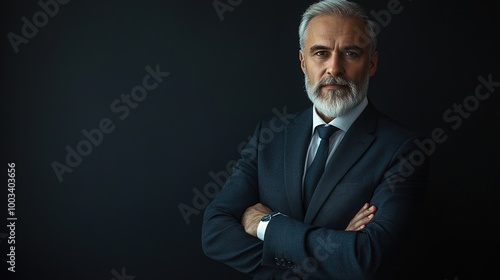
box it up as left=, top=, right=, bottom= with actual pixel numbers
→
left=304, top=74, right=369, bottom=118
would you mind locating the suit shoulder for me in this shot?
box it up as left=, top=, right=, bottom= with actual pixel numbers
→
left=260, top=106, right=311, bottom=128
left=374, top=110, right=426, bottom=143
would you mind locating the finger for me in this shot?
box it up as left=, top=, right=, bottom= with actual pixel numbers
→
left=356, top=224, right=365, bottom=231
left=357, top=203, right=371, bottom=215
left=352, top=213, right=374, bottom=229
left=351, top=204, right=369, bottom=222
left=345, top=204, right=375, bottom=231
left=353, top=205, right=373, bottom=222
left=362, top=205, right=376, bottom=216
left=359, top=203, right=369, bottom=212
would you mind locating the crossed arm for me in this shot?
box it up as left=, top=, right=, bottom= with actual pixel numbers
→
left=241, top=202, right=377, bottom=237
left=202, top=122, right=428, bottom=279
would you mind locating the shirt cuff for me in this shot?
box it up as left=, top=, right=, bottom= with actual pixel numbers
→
left=256, top=220, right=269, bottom=241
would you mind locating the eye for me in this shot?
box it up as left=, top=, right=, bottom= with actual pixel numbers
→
left=314, top=51, right=329, bottom=57
left=344, top=51, right=359, bottom=58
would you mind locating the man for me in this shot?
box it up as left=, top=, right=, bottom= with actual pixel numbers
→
left=202, top=0, right=428, bottom=279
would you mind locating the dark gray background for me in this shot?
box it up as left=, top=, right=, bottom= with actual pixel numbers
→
left=1, top=0, right=499, bottom=279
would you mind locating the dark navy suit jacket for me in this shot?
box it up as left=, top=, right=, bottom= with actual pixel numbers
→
left=202, top=101, right=429, bottom=280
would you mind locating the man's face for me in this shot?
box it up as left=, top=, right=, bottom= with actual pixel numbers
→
left=300, top=14, right=378, bottom=120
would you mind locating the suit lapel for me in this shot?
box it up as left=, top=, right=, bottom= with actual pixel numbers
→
left=284, top=107, right=312, bottom=221
left=304, top=103, right=378, bottom=224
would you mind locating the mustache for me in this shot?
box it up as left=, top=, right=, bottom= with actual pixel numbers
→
left=318, top=76, right=351, bottom=87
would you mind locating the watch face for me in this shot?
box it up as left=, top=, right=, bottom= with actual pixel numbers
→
left=261, top=214, right=272, bottom=222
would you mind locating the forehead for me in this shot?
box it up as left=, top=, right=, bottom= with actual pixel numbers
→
left=304, top=14, right=367, bottom=47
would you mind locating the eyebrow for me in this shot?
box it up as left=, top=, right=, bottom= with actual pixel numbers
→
left=309, top=45, right=332, bottom=53
left=309, top=44, right=364, bottom=53
left=342, top=45, right=364, bottom=53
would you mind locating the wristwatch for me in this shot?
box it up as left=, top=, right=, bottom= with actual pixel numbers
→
left=257, top=211, right=285, bottom=241
left=261, top=211, right=283, bottom=222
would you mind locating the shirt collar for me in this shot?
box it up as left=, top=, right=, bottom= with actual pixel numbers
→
left=311, top=97, right=368, bottom=134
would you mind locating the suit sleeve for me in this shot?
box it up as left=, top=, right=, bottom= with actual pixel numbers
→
left=261, top=134, right=429, bottom=280
left=202, top=121, right=429, bottom=279
left=201, top=122, right=287, bottom=278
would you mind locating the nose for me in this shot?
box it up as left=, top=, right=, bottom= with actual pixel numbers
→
left=326, top=52, right=344, bottom=76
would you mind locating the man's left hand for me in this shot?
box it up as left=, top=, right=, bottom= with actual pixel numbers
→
left=241, top=203, right=272, bottom=237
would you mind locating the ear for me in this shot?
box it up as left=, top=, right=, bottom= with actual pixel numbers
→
left=299, top=50, right=306, bottom=74
left=368, top=51, right=378, bottom=77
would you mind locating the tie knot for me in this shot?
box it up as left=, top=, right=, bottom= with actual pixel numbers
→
left=316, top=125, right=338, bottom=140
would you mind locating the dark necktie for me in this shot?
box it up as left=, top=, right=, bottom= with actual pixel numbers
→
left=303, top=125, right=339, bottom=212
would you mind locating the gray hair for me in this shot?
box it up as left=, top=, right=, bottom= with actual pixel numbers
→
left=298, top=0, right=378, bottom=55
